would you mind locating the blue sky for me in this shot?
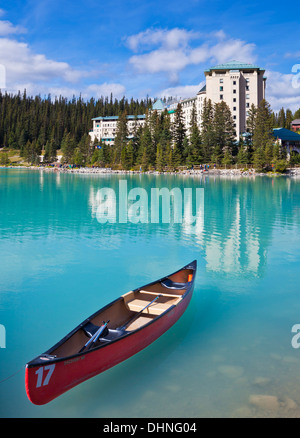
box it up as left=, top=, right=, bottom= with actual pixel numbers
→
left=0, top=0, right=300, bottom=112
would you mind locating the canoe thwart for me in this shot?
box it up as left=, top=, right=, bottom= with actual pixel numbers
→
left=126, top=291, right=181, bottom=315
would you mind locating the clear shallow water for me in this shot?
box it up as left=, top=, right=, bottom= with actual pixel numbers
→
left=0, top=169, right=300, bottom=418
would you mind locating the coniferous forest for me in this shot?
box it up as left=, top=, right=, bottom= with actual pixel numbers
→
left=0, top=89, right=300, bottom=171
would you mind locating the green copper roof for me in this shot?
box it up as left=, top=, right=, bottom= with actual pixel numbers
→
left=273, top=128, right=300, bottom=142
left=205, top=60, right=263, bottom=72
left=152, top=99, right=165, bottom=111
left=92, top=115, right=146, bottom=121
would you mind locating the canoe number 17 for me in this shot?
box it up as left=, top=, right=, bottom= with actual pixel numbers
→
left=35, top=365, right=56, bottom=388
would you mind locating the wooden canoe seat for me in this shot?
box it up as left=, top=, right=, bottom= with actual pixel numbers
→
left=125, top=315, right=154, bottom=331
left=126, top=291, right=181, bottom=316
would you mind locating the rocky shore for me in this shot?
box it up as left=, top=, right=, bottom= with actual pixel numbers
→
left=2, top=165, right=300, bottom=177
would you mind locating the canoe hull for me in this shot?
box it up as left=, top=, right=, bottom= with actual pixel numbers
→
left=25, top=288, right=192, bottom=405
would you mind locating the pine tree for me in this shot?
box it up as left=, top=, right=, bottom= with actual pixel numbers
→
left=294, top=108, right=300, bottom=120
left=155, top=143, right=165, bottom=171
left=264, top=139, right=274, bottom=169
left=277, top=107, right=286, bottom=128
left=173, top=103, right=186, bottom=165
left=253, top=146, right=265, bottom=172
left=113, top=111, right=128, bottom=164
left=139, top=123, right=153, bottom=169
left=0, top=152, right=10, bottom=165
left=61, top=131, right=76, bottom=163
left=23, top=139, right=41, bottom=165
left=201, top=98, right=214, bottom=162
left=72, top=148, right=84, bottom=166
left=246, top=104, right=257, bottom=144
left=252, top=99, right=273, bottom=152
left=126, top=140, right=135, bottom=169
left=149, top=110, right=161, bottom=157
left=189, top=101, right=202, bottom=163
left=252, top=100, right=274, bottom=170
left=78, top=133, right=92, bottom=164
left=212, top=101, right=236, bottom=164
left=43, top=130, right=57, bottom=163
left=121, top=146, right=129, bottom=170
left=236, top=137, right=249, bottom=165
left=285, top=109, right=293, bottom=130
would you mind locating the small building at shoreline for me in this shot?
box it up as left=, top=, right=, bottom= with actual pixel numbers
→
left=291, top=119, right=300, bottom=132
left=273, top=128, right=300, bottom=158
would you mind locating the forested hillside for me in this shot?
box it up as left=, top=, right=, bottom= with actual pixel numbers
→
left=0, top=89, right=299, bottom=171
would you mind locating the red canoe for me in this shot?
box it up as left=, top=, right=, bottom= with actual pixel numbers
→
left=25, top=260, right=197, bottom=405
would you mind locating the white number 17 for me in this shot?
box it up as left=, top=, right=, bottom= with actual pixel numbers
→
left=35, top=364, right=56, bottom=388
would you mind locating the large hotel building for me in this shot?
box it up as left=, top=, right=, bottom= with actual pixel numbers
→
left=89, top=61, right=266, bottom=144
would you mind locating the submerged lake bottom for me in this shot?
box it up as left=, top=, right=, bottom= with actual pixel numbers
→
left=0, top=169, right=300, bottom=418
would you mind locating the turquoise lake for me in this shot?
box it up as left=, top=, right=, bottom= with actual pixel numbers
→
left=0, top=169, right=300, bottom=418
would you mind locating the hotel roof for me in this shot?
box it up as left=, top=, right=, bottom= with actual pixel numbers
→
left=205, top=60, right=264, bottom=72
left=152, top=99, right=166, bottom=111
left=273, top=128, right=300, bottom=142
left=198, top=84, right=206, bottom=93
left=92, top=115, right=146, bottom=121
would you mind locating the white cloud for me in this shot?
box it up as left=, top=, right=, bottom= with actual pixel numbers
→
left=265, top=70, right=300, bottom=113
left=7, top=81, right=127, bottom=101
left=159, top=81, right=205, bottom=99
left=0, top=37, right=90, bottom=85
left=0, top=19, right=26, bottom=36
left=125, top=28, right=199, bottom=52
left=127, top=27, right=257, bottom=83
left=84, top=83, right=126, bottom=99
left=284, top=51, right=300, bottom=59
left=209, top=39, right=256, bottom=65
left=0, top=17, right=126, bottom=100
left=129, top=49, right=190, bottom=82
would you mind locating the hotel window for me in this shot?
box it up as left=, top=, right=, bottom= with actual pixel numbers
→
left=233, top=81, right=236, bottom=85
left=246, top=85, right=249, bottom=91
left=220, top=86, right=223, bottom=91
left=233, top=115, right=236, bottom=120
left=246, top=103, right=250, bottom=108
left=233, top=98, right=236, bottom=102
left=220, top=78, right=223, bottom=83
left=233, top=106, right=236, bottom=111
left=220, top=95, right=223, bottom=100
left=246, top=94, right=250, bottom=99
left=233, top=89, right=236, bottom=94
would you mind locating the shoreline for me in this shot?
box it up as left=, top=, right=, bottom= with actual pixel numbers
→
left=1, top=164, right=300, bottom=178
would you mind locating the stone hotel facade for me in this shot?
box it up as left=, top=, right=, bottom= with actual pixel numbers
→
left=89, top=61, right=266, bottom=144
